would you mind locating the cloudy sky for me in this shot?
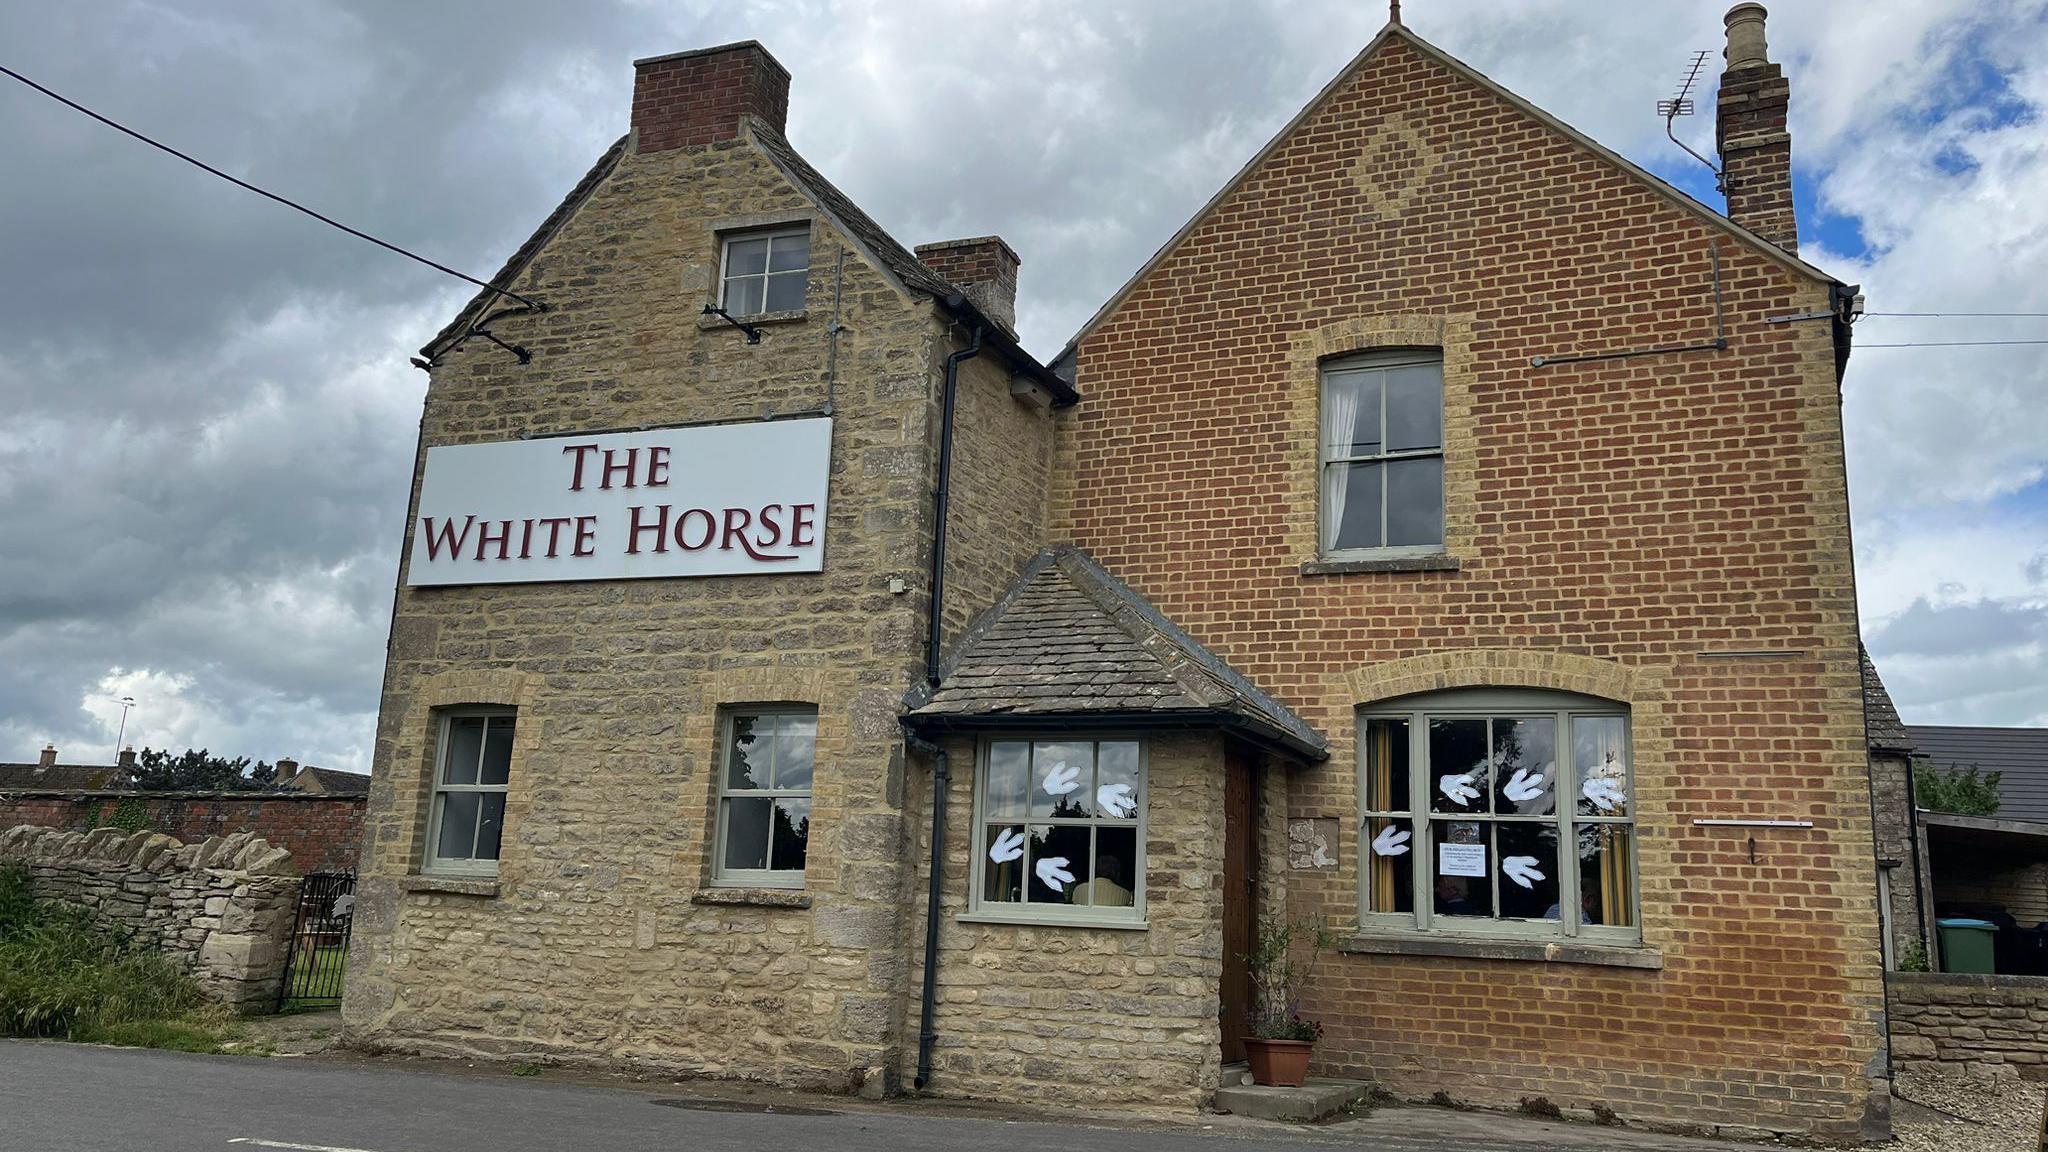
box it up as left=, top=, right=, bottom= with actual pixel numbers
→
left=2, top=1, right=2044, bottom=773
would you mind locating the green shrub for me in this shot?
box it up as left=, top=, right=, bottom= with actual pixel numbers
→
left=1916, top=762, right=2002, bottom=816
left=0, top=864, right=217, bottom=1044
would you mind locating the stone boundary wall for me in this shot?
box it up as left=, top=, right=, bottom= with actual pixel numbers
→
left=1889, top=972, right=2048, bottom=1078
left=0, top=824, right=298, bottom=1013
left=0, top=790, right=363, bottom=873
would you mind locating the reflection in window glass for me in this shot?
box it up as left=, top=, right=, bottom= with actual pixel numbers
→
left=978, top=739, right=1145, bottom=918
left=1365, top=817, right=1414, bottom=914
left=1495, top=822, right=1560, bottom=921
left=430, top=710, right=515, bottom=871
left=1574, top=715, right=1630, bottom=816
left=1491, top=717, right=1556, bottom=816
left=1320, top=352, right=1444, bottom=553
left=716, top=709, right=817, bottom=884
left=1384, top=457, right=1443, bottom=547
left=1579, top=825, right=1635, bottom=927
left=721, top=230, right=811, bottom=317
left=444, top=717, right=484, bottom=786
left=1431, top=821, right=1493, bottom=918
left=437, top=791, right=480, bottom=860
left=1428, top=719, right=1488, bottom=814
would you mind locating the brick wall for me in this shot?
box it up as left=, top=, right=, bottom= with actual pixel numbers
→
left=1049, top=33, right=1878, bottom=1140
left=1889, top=972, right=2048, bottom=1078
left=632, top=42, right=789, bottom=153
left=0, top=791, right=363, bottom=873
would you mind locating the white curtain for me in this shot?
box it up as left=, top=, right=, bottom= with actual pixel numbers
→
left=1321, top=376, right=1362, bottom=549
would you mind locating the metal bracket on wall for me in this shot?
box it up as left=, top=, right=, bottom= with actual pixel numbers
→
left=702, top=303, right=765, bottom=344
left=1530, top=241, right=1727, bottom=367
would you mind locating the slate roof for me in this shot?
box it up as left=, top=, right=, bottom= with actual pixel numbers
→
left=905, top=548, right=1328, bottom=761
left=1861, top=645, right=1914, bottom=755
left=0, top=763, right=123, bottom=791
left=1908, top=725, right=2048, bottom=825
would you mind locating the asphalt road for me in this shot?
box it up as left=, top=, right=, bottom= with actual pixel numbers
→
left=0, top=1041, right=1737, bottom=1152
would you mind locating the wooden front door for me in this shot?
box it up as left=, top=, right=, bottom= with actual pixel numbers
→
left=1220, top=742, right=1258, bottom=1064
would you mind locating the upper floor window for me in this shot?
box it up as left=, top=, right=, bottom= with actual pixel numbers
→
left=714, top=707, right=815, bottom=887
left=1320, top=351, right=1443, bottom=555
left=719, top=227, right=810, bottom=316
left=972, top=738, right=1145, bottom=925
left=1359, top=689, right=1637, bottom=943
left=427, top=709, right=514, bottom=875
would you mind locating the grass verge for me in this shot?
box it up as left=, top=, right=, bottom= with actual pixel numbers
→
left=0, top=862, right=234, bottom=1053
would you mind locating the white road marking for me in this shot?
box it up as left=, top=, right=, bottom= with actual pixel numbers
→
left=230, top=1131, right=393, bottom=1139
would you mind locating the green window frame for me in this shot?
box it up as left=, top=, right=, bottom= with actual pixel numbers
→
left=1358, top=688, right=1638, bottom=944
left=967, top=737, right=1147, bottom=928
left=1318, top=349, right=1445, bottom=558
left=712, top=707, right=816, bottom=889
left=425, top=708, right=515, bottom=876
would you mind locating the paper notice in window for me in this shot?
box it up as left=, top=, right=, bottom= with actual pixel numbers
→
left=1437, top=842, right=1487, bottom=878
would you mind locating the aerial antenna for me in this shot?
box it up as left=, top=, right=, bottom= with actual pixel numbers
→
left=1660, top=50, right=1721, bottom=190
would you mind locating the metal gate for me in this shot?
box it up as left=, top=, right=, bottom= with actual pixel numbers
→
left=277, top=871, right=355, bottom=1011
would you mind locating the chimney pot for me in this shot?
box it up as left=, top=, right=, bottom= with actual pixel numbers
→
left=38, top=744, right=56, bottom=768
left=117, top=746, right=136, bottom=769
left=915, top=237, right=1022, bottom=335
left=631, top=41, right=790, bottom=155
left=1723, top=3, right=1771, bottom=70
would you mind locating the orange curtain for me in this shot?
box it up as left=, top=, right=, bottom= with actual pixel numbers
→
left=1370, top=722, right=1396, bottom=913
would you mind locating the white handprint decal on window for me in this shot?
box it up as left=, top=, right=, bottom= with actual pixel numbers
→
left=1438, top=771, right=1479, bottom=807
left=1502, top=768, right=1547, bottom=803
left=1501, top=855, right=1545, bottom=889
left=988, top=827, right=1025, bottom=864
left=1581, top=777, right=1626, bottom=812
left=1370, top=825, right=1411, bottom=857
left=1041, top=762, right=1082, bottom=796
left=1034, top=856, right=1075, bottom=892
left=1095, top=783, right=1137, bottom=818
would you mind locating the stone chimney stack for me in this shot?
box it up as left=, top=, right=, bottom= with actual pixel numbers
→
left=1716, top=3, right=1797, bottom=253
left=915, top=237, right=1022, bottom=335
left=38, top=744, right=56, bottom=768
left=631, top=41, right=790, bottom=155
left=117, top=747, right=136, bottom=769
left=276, top=757, right=300, bottom=781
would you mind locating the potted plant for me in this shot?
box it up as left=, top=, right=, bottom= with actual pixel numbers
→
left=1241, top=915, right=1339, bottom=1087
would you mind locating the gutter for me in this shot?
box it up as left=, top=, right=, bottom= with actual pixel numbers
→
left=934, top=292, right=1078, bottom=409
left=905, top=708, right=1329, bottom=766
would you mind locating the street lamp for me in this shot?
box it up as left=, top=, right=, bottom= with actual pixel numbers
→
left=112, top=696, right=135, bottom=765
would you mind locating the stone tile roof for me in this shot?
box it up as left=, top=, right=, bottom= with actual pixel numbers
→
left=285, top=765, right=371, bottom=797
left=1908, top=724, right=2048, bottom=824
left=0, top=763, right=123, bottom=790
left=744, top=120, right=957, bottom=300
left=906, top=548, right=1327, bottom=760
left=1860, top=645, right=1914, bottom=755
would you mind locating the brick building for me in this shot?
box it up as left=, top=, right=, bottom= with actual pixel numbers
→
left=346, top=5, right=1887, bottom=1139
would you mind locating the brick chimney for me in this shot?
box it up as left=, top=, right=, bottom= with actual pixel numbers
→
left=632, top=41, right=790, bottom=154
left=38, top=744, right=56, bottom=768
left=915, top=237, right=1021, bottom=334
left=1716, top=3, right=1797, bottom=253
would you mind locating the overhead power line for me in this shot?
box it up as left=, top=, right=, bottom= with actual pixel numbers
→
left=0, top=61, right=539, bottom=312
left=1856, top=339, right=2048, bottom=348
left=1864, top=311, right=2048, bottom=319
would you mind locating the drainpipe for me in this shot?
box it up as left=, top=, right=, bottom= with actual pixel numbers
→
left=907, top=325, right=980, bottom=1092
left=907, top=731, right=949, bottom=1089
left=926, top=324, right=983, bottom=686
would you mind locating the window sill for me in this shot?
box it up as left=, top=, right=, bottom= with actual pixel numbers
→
left=1302, top=552, right=1460, bottom=576
left=403, top=875, right=500, bottom=898
left=1340, top=932, right=1660, bottom=969
left=696, top=308, right=806, bottom=332
left=692, top=887, right=812, bottom=909
left=955, top=912, right=1149, bottom=932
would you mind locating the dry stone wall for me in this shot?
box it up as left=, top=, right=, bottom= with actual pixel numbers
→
left=1889, top=972, right=2048, bottom=1079
left=0, top=824, right=297, bottom=1012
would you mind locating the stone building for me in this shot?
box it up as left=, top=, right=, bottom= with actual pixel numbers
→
left=346, top=5, right=1889, bottom=1140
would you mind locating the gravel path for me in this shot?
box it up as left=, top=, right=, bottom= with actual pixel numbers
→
left=1892, top=1068, right=2046, bottom=1152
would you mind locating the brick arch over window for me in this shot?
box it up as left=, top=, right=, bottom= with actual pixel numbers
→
left=1322, top=649, right=1675, bottom=947
left=1284, top=313, right=1480, bottom=564
left=379, top=669, right=543, bottom=879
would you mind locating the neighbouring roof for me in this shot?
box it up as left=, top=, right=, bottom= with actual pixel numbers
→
left=905, top=548, right=1328, bottom=761
left=1909, top=724, right=2048, bottom=825
left=1861, top=646, right=1914, bottom=755
left=286, top=765, right=371, bottom=797
left=0, top=763, right=123, bottom=791
left=1056, top=20, right=1839, bottom=364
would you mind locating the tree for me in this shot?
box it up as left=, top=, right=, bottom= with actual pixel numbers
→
left=1914, top=761, right=2002, bottom=817
left=127, top=748, right=277, bottom=792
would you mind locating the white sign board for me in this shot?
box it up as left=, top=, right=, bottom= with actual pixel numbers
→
left=1437, top=842, right=1487, bottom=878
left=406, top=418, right=831, bottom=586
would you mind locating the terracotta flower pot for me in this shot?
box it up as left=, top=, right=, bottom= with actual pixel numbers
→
left=1243, top=1037, right=1313, bottom=1087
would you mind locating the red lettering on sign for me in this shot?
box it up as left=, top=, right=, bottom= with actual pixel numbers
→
left=755, top=504, right=785, bottom=548
left=645, top=446, right=671, bottom=488
left=790, top=503, right=818, bottom=549
left=627, top=505, right=671, bottom=555
left=562, top=444, right=602, bottom=491
left=600, top=447, right=637, bottom=490
left=475, top=519, right=513, bottom=562
left=572, top=516, right=598, bottom=557
left=675, top=507, right=716, bottom=551
left=422, top=515, right=476, bottom=561
left=539, top=517, right=573, bottom=558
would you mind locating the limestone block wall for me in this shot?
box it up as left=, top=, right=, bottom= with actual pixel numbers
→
left=1889, top=972, right=2048, bottom=1078
left=0, top=824, right=298, bottom=1012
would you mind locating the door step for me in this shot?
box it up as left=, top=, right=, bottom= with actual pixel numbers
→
left=1221, top=1060, right=1254, bottom=1088
left=1213, top=1077, right=1374, bottom=1123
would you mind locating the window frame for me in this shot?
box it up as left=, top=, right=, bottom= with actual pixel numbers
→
left=423, top=706, right=515, bottom=877
left=711, top=705, right=818, bottom=890
left=1317, top=348, right=1446, bottom=559
left=966, top=735, right=1150, bottom=928
left=1357, top=688, right=1640, bottom=945
left=717, top=226, right=812, bottom=318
